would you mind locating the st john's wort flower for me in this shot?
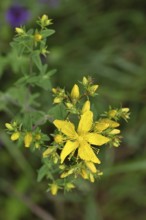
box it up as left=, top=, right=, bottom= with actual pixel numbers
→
left=53, top=110, right=110, bottom=164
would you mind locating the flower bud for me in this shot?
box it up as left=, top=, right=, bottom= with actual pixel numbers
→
left=70, top=84, right=80, bottom=100
left=24, top=132, right=33, bottom=148
left=15, top=27, right=24, bottom=35
left=50, top=183, right=58, bottom=195
left=89, top=85, right=99, bottom=95
left=34, top=33, right=42, bottom=42
left=5, top=123, right=14, bottom=131
left=82, top=76, right=88, bottom=85
left=109, top=129, right=120, bottom=135
left=108, top=109, right=117, bottom=118
left=11, top=132, right=20, bottom=141
left=54, top=134, right=64, bottom=144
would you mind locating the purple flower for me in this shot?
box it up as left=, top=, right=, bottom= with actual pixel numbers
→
left=6, top=5, right=30, bottom=27
left=39, top=0, right=60, bottom=8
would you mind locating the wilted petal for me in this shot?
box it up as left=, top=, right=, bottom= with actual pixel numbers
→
left=86, top=133, right=110, bottom=146
left=77, top=111, right=93, bottom=134
left=78, top=141, right=100, bottom=164
left=54, top=120, right=77, bottom=138
left=60, top=141, right=79, bottom=163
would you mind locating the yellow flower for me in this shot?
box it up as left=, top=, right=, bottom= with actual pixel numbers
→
left=50, top=183, right=58, bottom=195
left=81, top=101, right=90, bottom=114
left=53, top=111, right=110, bottom=164
left=70, top=84, right=80, bottom=100
left=24, top=132, right=33, bottom=148
left=11, top=132, right=20, bottom=141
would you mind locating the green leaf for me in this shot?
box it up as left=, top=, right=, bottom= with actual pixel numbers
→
left=41, top=29, right=55, bottom=38
left=48, top=103, right=66, bottom=120
left=31, top=51, right=43, bottom=71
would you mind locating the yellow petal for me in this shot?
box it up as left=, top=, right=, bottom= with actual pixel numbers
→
left=78, top=111, right=93, bottom=134
left=86, top=133, right=110, bottom=146
left=81, top=101, right=90, bottom=114
left=53, top=120, right=77, bottom=138
left=60, top=141, right=79, bottom=163
left=78, top=141, right=101, bottom=164
left=95, top=121, right=109, bottom=132
left=100, top=118, right=119, bottom=128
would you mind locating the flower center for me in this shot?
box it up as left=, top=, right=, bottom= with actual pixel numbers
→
left=77, top=135, right=84, bottom=143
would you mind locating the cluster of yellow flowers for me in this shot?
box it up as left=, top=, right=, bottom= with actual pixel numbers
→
left=5, top=76, right=130, bottom=195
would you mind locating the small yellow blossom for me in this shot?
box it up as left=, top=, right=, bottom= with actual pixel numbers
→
left=34, top=33, right=42, bottom=42
left=5, top=123, right=14, bottom=131
left=70, top=84, right=80, bottom=100
left=11, top=132, right=20, bottom=141
left=50, top=183, right=58, bottom=195
left=24, top=132, right=33, bottom=148
left=81, top=101, right=90, bottom=114
left=54, top=134, right=64, bottom=144
left=54, top=111, right=110, bottom=164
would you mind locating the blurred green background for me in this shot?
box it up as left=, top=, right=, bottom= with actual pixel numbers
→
left=0, top=0, right=146, bottom=219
